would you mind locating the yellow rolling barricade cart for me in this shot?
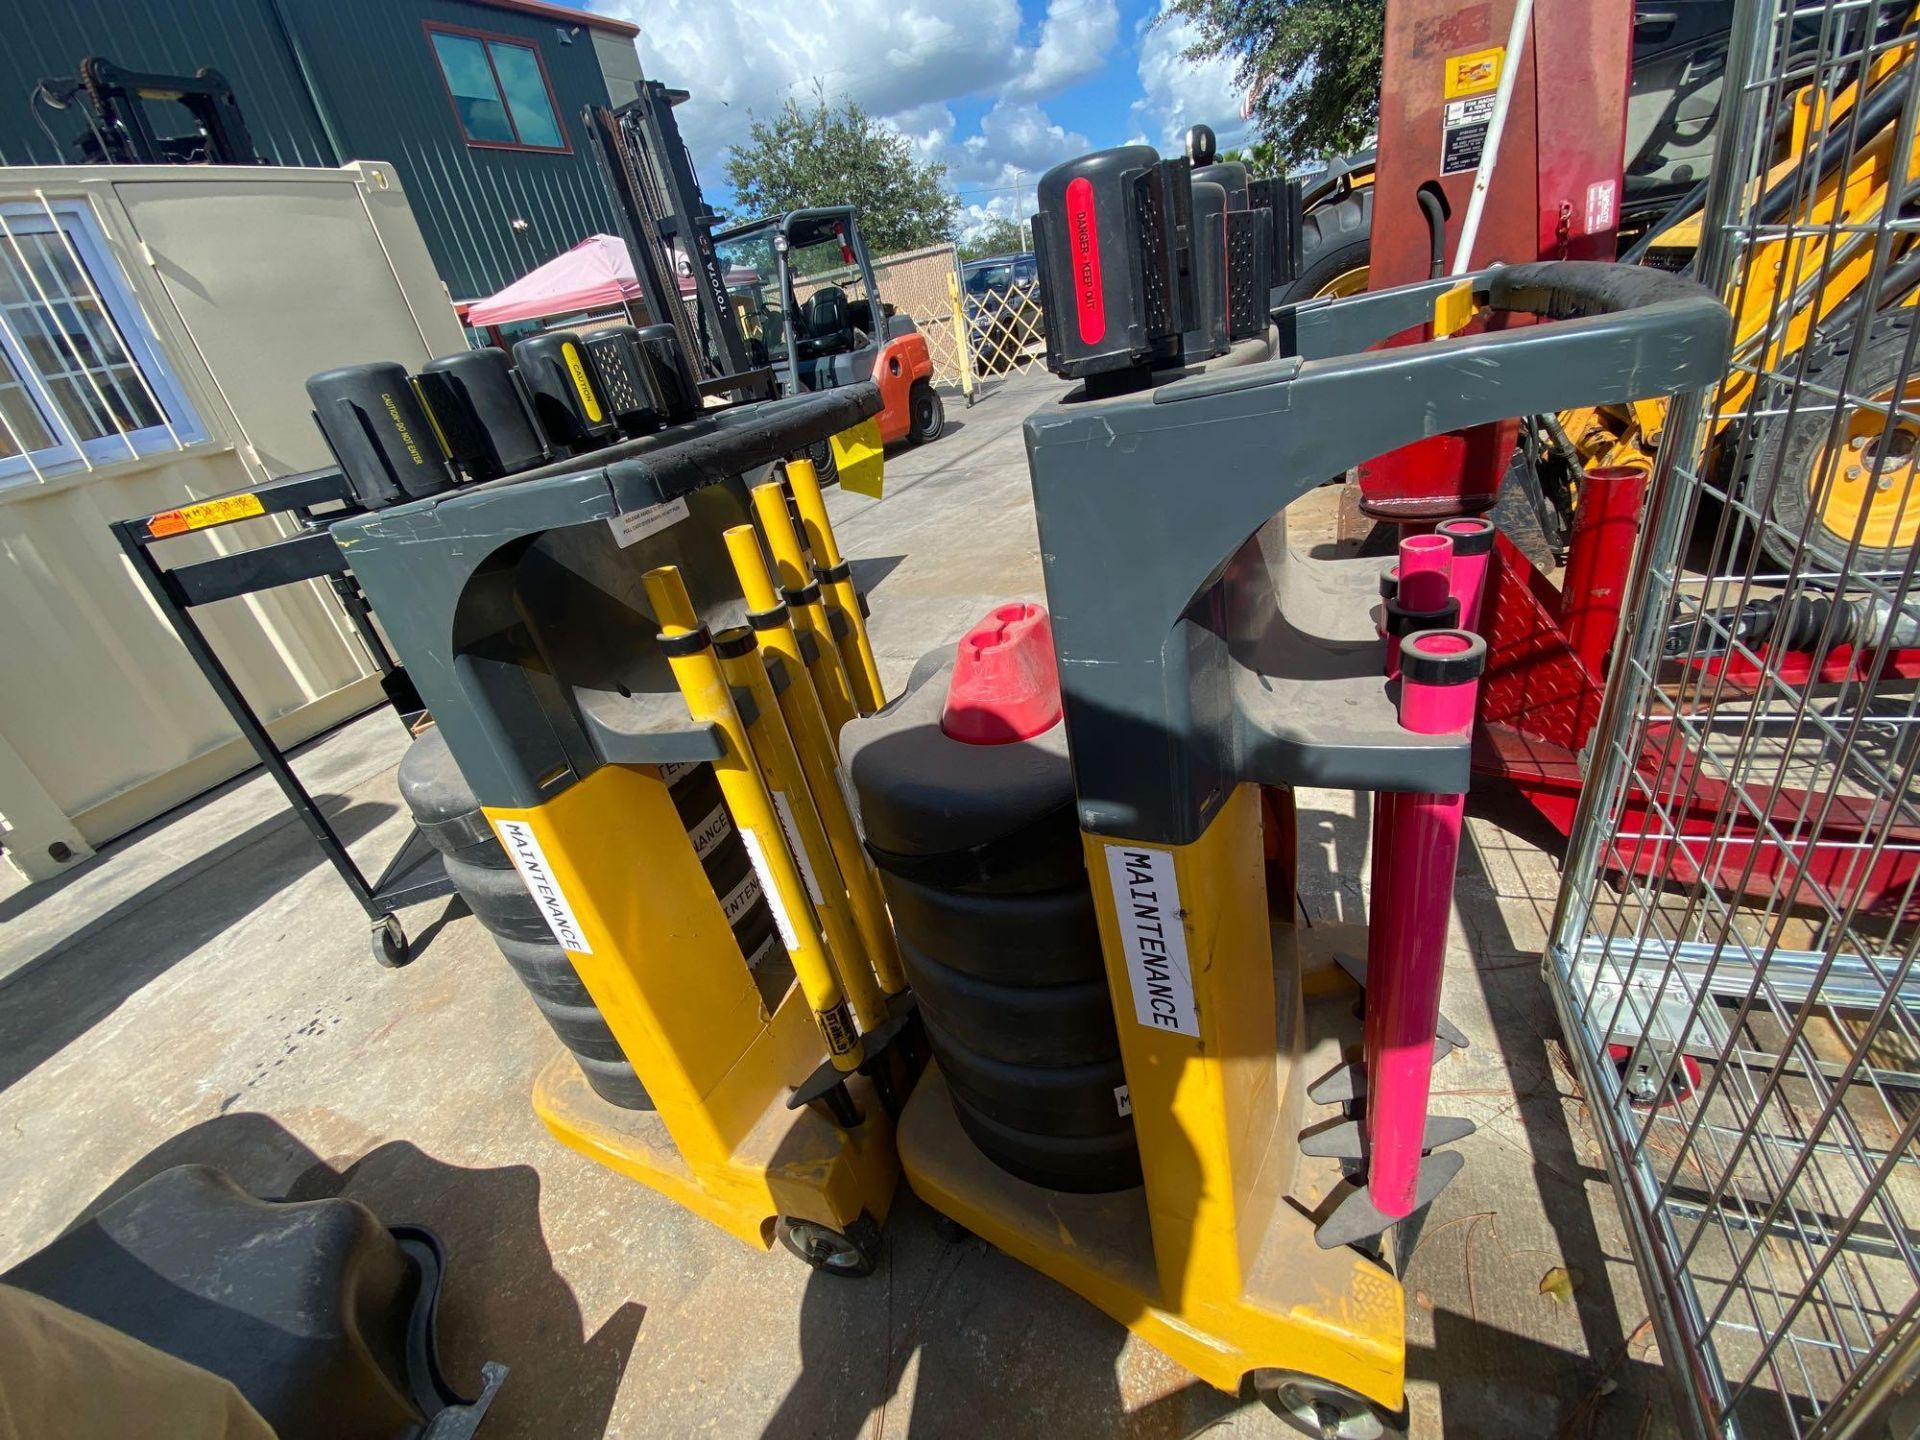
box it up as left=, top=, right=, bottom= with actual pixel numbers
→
left=841, top=144, right=1734, bottom=1429
left=332, top=374, right=914, bottom=1275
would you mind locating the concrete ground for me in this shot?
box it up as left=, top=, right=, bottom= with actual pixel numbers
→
left=1, top=371, right=1677, bottom=1438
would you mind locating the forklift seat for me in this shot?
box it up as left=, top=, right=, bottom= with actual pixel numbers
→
left=801, top=287, right=854, bottom=356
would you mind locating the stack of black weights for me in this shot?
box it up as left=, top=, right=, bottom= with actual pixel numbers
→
left=842, top=653, right=1141, bottom=1193
left=397, top=730, right=793, bottom=1109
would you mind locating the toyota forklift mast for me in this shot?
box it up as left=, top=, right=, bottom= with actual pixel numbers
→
left=582, top=83, right=770, bottom=400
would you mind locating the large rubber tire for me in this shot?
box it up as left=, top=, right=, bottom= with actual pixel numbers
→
left=396, top=727, right=511, bottom=869
left=906, top=380, right=945, bottom=445
left=806, top=437, right=839, bottom=487
left=1749, top=315, right=1920, bottom=575
left=1275, top=186, right=1373, bottom=307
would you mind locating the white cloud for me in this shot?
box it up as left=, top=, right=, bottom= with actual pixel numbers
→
left=1005, top=0, right=1119, bottom=101
left=1130, top=1, right=1249, bottom=156
left=613, top=0, right=1118, bottom=164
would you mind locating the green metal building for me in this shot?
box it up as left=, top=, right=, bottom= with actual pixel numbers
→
left=0, top=0, right=645, bottom=302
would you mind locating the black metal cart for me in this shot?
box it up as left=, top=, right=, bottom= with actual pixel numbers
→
left=109, top=467, right=457, bottom=966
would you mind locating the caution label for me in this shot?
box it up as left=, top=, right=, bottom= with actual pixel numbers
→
left=562, top=342, right=604, bottom=423
left=146, top=491, right=265, bottom=538
left=1441, top=93, right=1496, bottom=176
left=1103, top=844, right=1198, bottom=1037
left=607, top=495, right=689, bottom=548
left=1444, top=45, right=1503, bottom=99
left=495, top=819, right=593, bottom=955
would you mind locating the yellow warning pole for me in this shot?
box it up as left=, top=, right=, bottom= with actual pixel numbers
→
left=711, top=623, right=889, bottom=1033
left=725, top=525, right=907, bottom=1000
left=751, top=480, right=859, bottom=739
left=642, top=565, right=864, bottom=1071
left=945, top=270, right=977, bottom=404
left=785, top=456, right=886, bottom=714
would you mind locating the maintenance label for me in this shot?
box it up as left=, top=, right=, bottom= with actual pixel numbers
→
left=687, top=801, right=732, bottom=861
left=718, top=868, right=763, bottom=926
left=1114, top=1084, right=1132, bottom=1118
left=739, top=826, right=802, bottom=952
left=495, top=819, right=593, bottom=955
left=607, top=495, right=689, bottom=548
left=1441, top=93, right=1495, bottom=176
left=1103, top=845, right=1198, bottom=1037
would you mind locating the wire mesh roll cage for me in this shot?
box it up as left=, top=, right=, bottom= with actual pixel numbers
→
left=1547, top=1, right=1920, bottom=1435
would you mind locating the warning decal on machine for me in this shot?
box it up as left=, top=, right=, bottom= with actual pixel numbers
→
left=146, top=491, right=265, bottom=538
left=1441, top=93, right=1495, bottom=176
left=607, top=495, right=689, bottom=548
left=1103, top=845, right=1198, bottom=1038
left=495, top=819, right=593, bottom=955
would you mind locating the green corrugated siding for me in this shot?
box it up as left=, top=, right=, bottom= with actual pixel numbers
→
left=0, top=0, right=336, bottom=167
left=0, top=0, right=621, bottom=302
left=280, top=0, right=618, bottom=300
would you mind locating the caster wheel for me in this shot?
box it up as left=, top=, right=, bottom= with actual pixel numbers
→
left=931, top=1212, right=970, bottom=1244
left=1608, top=1043, right=1702, bottom=1107
left=1253, top=1370, right=1406, bottom=1440
left=371, top=914, right=411, bottom=969
left=775, top=1215, right=880, bottom=1277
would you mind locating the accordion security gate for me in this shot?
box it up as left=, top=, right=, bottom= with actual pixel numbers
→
left=1545, top=1, right=1920, bottom=1436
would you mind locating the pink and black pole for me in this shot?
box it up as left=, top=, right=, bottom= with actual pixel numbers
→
left=1436, top=517, right=1495, bottom=632
left=1364, top=628, right=1486, bottom=1220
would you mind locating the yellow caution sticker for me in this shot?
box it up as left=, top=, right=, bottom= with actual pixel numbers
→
left=146, top=491, right=266, bottom=539
left=1444, top=46, right=1504, bottom=98
left=562, top=341, right=604, bottom=424
left=831, top=417, right=885, bottom=499
left=1433, top=281, right=1476, bottom=338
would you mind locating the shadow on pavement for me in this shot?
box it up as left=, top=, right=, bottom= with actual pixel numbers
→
left=38, top=1112, right=643, bottom=1440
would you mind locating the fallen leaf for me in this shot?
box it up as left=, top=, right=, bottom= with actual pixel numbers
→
left=1540, top=1265, right=1584, bottom=1302
left=1414, top=1290, right=1434, bottom=1311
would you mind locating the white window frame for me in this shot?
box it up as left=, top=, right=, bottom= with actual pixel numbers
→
left=0, top=198, right=205, bottom=488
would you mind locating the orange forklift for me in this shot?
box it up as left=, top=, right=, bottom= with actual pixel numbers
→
left=714, top=207, right=945, bottom=456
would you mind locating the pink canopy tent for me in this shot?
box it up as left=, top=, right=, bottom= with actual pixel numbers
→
left=465, top=235, right=768, bottom=327
left=465, top=235, right=646, bottom=327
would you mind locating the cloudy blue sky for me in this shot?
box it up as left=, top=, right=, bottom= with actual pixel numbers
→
left=591, top=0, right=1252, bottom=238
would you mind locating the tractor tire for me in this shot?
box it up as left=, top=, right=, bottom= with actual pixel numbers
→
left=1749, top=314, right=1920, bottom=575
left=1275, top=185, right=1373, bottom=306
left=807, top=437, right=840, bottom=487
left=907, top=380, right=945, bottom=445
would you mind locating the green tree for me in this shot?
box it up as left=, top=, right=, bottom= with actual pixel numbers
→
left=1219, top=139, right=1282, bottom=175
left=724, top=96, right=959, bottom=257
left=1166, top=0, right=1385, bottom=170
left=958, top=217, right=1031, bottom=262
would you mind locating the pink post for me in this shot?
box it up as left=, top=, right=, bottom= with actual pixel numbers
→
left=1397, top=533, right=1453, bottom=612
left=1365, top=629, right=1486, bottom=1219
left=1436, top=518, right=1495, bottom=632
left=1382, top=595, right=1459, bottom=679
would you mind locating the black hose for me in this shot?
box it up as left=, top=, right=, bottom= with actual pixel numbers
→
left=1416, top=186, right=1449, bottom=279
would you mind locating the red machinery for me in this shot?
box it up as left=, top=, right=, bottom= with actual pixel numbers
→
left=1355, top=0, right=1920, bottom=916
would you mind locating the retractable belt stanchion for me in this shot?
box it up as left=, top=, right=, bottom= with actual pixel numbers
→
left=644, top=565, right=871, bottom=1099
left=1366, top=631, right=1486, bottom=1218
left=857, top=137, right=1732, bottom=1431
left=785, top=456, right=887, bottom=715
left=724, top=524, right=909, bottom=1006
left=330, top=380, right=902, bottom=1266
left=751, top=480, right=861, bottom=739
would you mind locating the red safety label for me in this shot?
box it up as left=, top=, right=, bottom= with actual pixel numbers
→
left=1065, top=176, right=1105, bottom=345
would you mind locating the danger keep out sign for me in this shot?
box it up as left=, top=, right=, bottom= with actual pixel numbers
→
left=1104, top=845, right=1198, bottom=1037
